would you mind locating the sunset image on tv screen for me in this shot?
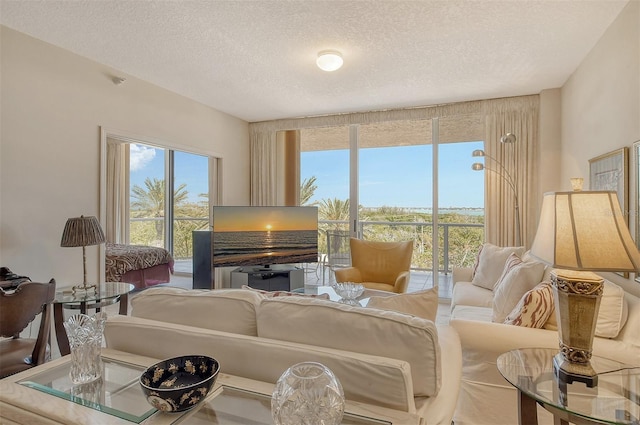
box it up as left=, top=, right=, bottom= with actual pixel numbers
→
left=212, top=206, right=318, bottom=268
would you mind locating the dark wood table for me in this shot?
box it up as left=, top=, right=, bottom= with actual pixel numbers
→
left=52, top=282, right=134, bottom=356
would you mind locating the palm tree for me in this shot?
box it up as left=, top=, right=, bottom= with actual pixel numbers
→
left=300, top=176, right=318, bottom=206
left=130, top=177, right=189, bottom=242
left=319, top=198, right=350, bottom=230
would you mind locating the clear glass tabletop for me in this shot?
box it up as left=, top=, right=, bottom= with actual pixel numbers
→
left=178, top=386, right=391, bottom=425
left=18, top=357, right=155, bottom=423
left=497, top=348, right=640, bottom=425
left=53, top=282, right=135, bottom=305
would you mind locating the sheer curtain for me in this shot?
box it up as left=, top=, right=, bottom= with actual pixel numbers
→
left=250, top=129, right=277, bottom=206
left=249, top=95, right=539, bottom=246
left=105, top=140, right=129, bottom=243
left=483, top=96, right=539, bottom=247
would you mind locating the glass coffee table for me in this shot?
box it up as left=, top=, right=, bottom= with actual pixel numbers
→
left=497, top=348, right=640, bottom=425
left=0, top=349, right=423, bottom=425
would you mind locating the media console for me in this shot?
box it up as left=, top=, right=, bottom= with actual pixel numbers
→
left=230, top=265, right=304, bottom=292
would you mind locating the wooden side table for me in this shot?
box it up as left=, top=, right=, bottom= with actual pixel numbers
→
left=53, top=282, right=134, bottom=356
left=497, top=348, right=639, bottom=425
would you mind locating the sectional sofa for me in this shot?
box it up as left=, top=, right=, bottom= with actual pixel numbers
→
left=104, top=287, right=463, bottom=425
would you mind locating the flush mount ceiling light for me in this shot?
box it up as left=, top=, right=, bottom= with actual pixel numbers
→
left=316, top=50, right=343, bottom=72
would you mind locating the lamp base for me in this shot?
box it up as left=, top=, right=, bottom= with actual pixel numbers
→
left=552, top=353, right=597, bottom=387
left=72, top=283, right=97, bottom=293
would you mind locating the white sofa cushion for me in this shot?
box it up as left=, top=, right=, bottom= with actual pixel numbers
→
left=471, top=243, right=525, bottom=290
left=504, top=281, right=554, bottom=328
left=104, top=315, right=415, bottom=412
left=452, top=281, right=493, bottom=310
left=131, top=287, right=262, bottom=336
left=256, top=296, right=441, bottom=397
left=595, top=280, right=628, bottom=338
left=542, top=279, right=629, bottom=338
left=367, top=286, right=439, bottom=321
left=492, top=253, right=545, bottom=323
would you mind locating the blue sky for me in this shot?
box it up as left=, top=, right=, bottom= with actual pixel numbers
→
left=302, top=141, right=485, bottom=208
left=129, top=145, right=209, bottom=203
left=130, top=141, right=485, bottom=208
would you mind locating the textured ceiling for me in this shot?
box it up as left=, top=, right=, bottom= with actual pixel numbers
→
left=0, top=0, right=630, bottom=123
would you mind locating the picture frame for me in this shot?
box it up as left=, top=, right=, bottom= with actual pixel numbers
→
left=589, top=147, right=629, bottom=278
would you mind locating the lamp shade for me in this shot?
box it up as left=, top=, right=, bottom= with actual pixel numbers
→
left=61, top=216, right=106, bottom=248
left=530, top=191, right=640, bottom=272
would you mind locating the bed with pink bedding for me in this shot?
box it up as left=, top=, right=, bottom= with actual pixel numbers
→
left=105, top=243, right=174, bottom=290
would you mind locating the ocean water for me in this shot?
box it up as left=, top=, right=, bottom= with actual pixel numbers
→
left=213, top=230, right=317, bottom=264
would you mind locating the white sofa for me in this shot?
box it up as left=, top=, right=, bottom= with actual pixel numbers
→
left=104, top=287, right=462, bottom=425
left=449, top=258, right=640, bottom=425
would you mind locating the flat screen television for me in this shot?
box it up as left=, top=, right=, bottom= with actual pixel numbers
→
left=212, top=206, right=319, bottom=269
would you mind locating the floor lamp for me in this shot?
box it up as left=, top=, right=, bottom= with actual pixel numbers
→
left=471, top=132, right=521, bottom=246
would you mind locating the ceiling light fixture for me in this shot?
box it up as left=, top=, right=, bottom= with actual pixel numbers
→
left=316, top=50, right=343, bottom=72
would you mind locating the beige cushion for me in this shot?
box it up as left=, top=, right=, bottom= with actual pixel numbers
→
left=492, top=253, right=545, bottom=323
left=256, top=296, right=441, bottom=397
left=504, top=281, right=554, bottom=328
left=131, top=287, right=262, bottom=336
left=367, top=287, right=439, bottom=321
left=543, top=280, right=628, bottom=336
left=471, top=243, right=525, bottom=290
left=241, top=285, right=330, bottom=300
left=451, top=281, right=493, bottom=309
left=595, top=280, right=628, bottom=338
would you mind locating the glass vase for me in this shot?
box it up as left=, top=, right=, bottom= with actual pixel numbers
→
left=271, top=362, right=345, bottom=425
left=63, top=312, right=107, bottom=384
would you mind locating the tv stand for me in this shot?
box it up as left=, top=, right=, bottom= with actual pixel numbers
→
left=230, top=265, right=304, bottom=292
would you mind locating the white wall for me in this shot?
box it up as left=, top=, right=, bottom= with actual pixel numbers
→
left=0, top=27, right=250, bottom=288
left=560, top=0, right=640, bottom=295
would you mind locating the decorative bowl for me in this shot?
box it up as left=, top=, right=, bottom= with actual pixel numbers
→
left=139, top=355, right=220, bottom=412
left=331, top=282, right=365, bottom=305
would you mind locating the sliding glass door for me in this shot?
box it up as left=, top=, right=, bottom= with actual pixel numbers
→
left=299, top=116, right=485, bottom=297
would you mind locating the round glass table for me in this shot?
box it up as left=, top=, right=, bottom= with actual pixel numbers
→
left=53, top=282, right=135, bottom=356
left=497, top=348, right=639, bottom=425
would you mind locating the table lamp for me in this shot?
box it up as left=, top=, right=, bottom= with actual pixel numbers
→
left=61, top=215, right=106, bottom=293
left=529, top=191, right=640, bottom=386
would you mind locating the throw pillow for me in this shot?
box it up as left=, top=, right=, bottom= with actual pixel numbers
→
left=504, top=281, right=554, bottom=328
left=595, top=280, right=628, bottom=338
left=241, top=285, right=330, bottom=300
left=471, top=243, right=525, bottom=290
left=366, top=286, right=439, bottom=321
left=492, top=253, right=546, bottom=323
left=542, top=279, right=628, bottom=337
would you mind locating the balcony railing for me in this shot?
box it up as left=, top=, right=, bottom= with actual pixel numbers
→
left=129, top=217, right=484, bottom=275
left=320, top=220, right=484, bottom=274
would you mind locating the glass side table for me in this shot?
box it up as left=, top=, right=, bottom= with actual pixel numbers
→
left=497, top=348, right=639, bottom=425
left=53, top=282, right=135, bottom=356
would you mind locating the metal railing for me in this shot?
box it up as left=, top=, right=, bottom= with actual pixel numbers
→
left=320, top=220, right=484, bottom=274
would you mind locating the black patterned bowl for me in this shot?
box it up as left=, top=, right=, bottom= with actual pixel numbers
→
left=139, top=355, right=220, bottom=412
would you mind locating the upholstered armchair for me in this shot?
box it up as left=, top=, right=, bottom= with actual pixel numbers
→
left=335, top=238, right=413, bottom=293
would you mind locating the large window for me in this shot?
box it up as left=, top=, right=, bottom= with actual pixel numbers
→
left=299, top=117, right=485, bottom=295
